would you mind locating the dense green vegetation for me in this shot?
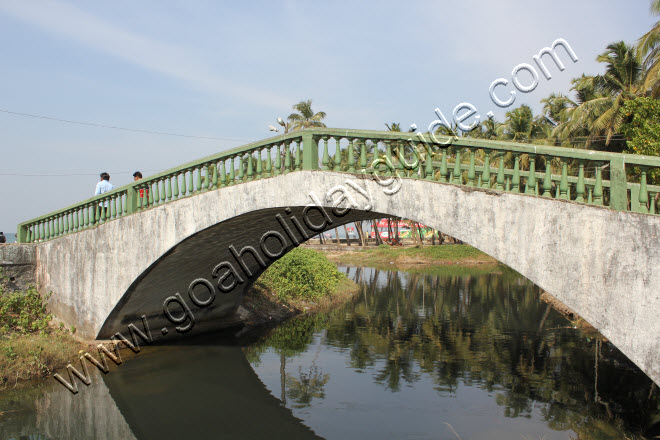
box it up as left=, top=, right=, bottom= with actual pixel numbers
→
left=0, top=269, right=83, bottom=387
left=256, top=247, right=348, bottom=302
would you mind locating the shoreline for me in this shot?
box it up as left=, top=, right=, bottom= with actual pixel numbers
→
left=2, top=244, right=596, bottom=390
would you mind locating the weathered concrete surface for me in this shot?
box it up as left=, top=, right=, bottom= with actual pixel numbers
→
left=32, top=171, right=660, bottom=385
left=0, top=243, right=36, bottom=290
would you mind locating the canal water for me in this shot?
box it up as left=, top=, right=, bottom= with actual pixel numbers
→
left=1, top=265, right=658, bottom=439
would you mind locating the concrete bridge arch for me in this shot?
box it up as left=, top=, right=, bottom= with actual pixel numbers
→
left=32, top=171, right=660, bottom=385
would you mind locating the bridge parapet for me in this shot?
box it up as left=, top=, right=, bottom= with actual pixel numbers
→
left=17, top=128, right=660, bottom=242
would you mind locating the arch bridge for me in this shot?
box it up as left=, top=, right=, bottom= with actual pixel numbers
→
left=13, top=128, right=660, bottom=386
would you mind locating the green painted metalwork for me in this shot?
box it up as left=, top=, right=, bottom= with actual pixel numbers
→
left=16, top=128, right=660, bottom=242
left=333, top=140, right=342, bottom=171
left=496, top=155, right=505, bottom=190
left=228, top=157, right=235, bottom=184
left=481, top=149, right=491, bottom=187
left=452, top=149, right=462, bottom=185
left=425, top=148, right=434, bottom=180
left=285, top=145, right=292, bottom=173
left=526, top=155, right=536, bottom=195
left=255, top=151, right=262, bottom=179
left=294, top=142, right=301, bottom=171
left=559, top=160, right=569, bottom=200
left=265, top=147, right=272, bottom=177
left=439, top=148, right=448, bottom=183
left=360, top=140, right=367, bottom=170
left=543, top=158, right=552, bottom=198
left=575, top=161, right=586, bottom=203
left=247, top=154, right=254, bottom=180
left=385, top=141, right=393, bottom=177
left=467, top=148, right=476, bottom=187
left=638, top=167, right=649, bottom=214
left=594, top=163, right=604, bottom=205
left=347, top=138, right=356, bottom=172
left=511, top=153, right=521, bottom=193
left=321, top=137, right=330, bottom=170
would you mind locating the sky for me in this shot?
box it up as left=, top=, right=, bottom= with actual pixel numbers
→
left=0, top=0, right=656, bottom=232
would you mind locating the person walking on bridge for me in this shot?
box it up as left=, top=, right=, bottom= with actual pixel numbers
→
left=95, top=172, right=114, bottom=217
left=133, top=171, right=148, bottom=201
left=0, top=232, right=6, bottom=244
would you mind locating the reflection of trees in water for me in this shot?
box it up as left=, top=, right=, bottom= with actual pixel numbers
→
left=246, top=267, right=660, bottom=439
left=286, top=363, right=330, bottom=408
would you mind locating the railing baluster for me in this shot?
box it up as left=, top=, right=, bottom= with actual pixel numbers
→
left=273, top=146, right=281, bottom=176
left=467, top=148, right=476, bottom=186
left=425, top=146, right=434, bottom=180
left=439, top=147, right=449, bottom=183
left=347, top=138, right=356, bottom=173
left=511, top=153, right=521, bottom=193
left=247, top=154, right=254, bottom=180
left=172, top=174, right=179, bottom=199
left=265, top=147, right=272, bottom=177
left=236, top=156, right=244, bottom=182
left=384, top=140, right=393, bottom=177
left=481, top=149, right=491, bottom=187
left=285, top=144, right=292, bottom=173
left=559, top=160, right=569, bottom=200
left=452, top=148, right=462, bottom=185
left=594, top=162, right=604, bottom=205
left=153, top=180, right=161, bottom=204
left=543, top=157, right=552, bottom=197
left=496, top=154, right=505, bottom=190
left=255, top=150, right=262, bottom=179
left=294, top=141, right=301, bottom=171
left=165, top=176, right=172, bottom=200
left=321, top=137, right=330, bottom=170
left=575, top=160, right=586, bottom=203
left=333, top=139, right=342, bottom=171
left=111, top=196, right=117, bottom=219
left=212, top=162, right=219, bottom=188
left=194, top=167, right=201, bottom=192
left=638, top=167, right=649, bottom=213
left=360, top=140, right=367, bottom=171
left=219, top=160, right=227, bottom=187
left=228, top=157, right=236, bottom=184
left=526, top=155, right=536, bottom=195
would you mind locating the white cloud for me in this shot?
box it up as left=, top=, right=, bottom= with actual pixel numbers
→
left=0, top=0, right=292, bottom=109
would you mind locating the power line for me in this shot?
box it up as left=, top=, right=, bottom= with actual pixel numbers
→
left=0, top=108, right=250, bottom=142
left=0, top=169, right=163, bottom=177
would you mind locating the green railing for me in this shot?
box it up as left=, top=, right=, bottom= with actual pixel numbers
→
left=16, top=128, right=660, bottom=243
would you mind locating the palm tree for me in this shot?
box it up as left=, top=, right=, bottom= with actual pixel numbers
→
left=287, top=100, right=327, bottom=131
left=546, top=42, right=644, bottom=150
left=500, top=105, right=551, bottom=142
left=636, top=0, right=660, bottom=98
left=467, top=118, right=502, bottom=140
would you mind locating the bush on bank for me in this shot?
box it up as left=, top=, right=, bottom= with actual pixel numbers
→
left=256, top=247, right=346, bottom=302
left=0, top=269, right=83, bottom=387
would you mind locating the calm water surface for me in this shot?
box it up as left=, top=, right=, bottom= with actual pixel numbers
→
left=1, top=265, right=658, bottom=439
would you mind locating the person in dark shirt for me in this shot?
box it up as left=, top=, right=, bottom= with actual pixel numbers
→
left=133, top=171, right=149, bottom=201
left=0, top=232, right=6, bottom=244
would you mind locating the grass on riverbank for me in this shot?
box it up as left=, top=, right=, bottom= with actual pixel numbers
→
left=243, top=247, right=359, bottom=324
left=0, top=331, right=83, bottom=388
left=0, top=269, right=84, bottom=388
left=324, top=244, right=498, bottom=268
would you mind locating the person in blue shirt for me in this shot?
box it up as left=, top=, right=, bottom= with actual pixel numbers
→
left=95, top=172, right=114, bottom=218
